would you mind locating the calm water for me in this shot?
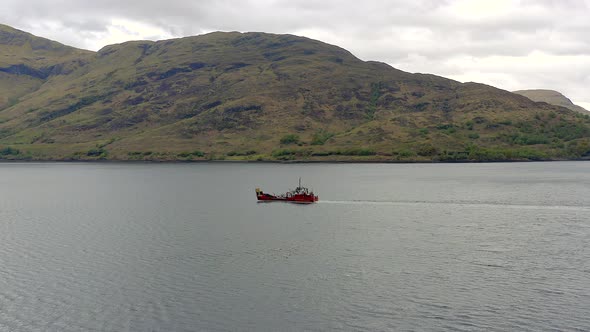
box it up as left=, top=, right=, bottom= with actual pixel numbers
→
left=0, top=162, right=589, bottom=331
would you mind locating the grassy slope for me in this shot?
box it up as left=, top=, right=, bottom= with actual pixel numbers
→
left=1, top=28, right=590, bottom=161
left=513, top=89, right=589, bottom=114
left=0, top=24, right=93, bottom=111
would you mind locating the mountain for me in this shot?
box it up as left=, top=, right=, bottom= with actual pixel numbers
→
left=0, top=24, right=92, bottom=109
left=1, top=25, right=590, bottom=161
left=513, top=89, right=588, bottom=114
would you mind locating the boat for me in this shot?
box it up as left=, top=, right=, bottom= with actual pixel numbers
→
left=255, top=178, right=319, bottom=203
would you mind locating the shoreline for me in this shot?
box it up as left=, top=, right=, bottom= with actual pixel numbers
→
left=0, top=157, right=588, bottom=164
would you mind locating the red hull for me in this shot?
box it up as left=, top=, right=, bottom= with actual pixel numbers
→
left=256, top=179, right=318, bottom=203
left=257, top=193, right=318, bottom=203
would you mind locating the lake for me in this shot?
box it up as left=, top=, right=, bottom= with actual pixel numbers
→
left=0, top=161, right=589, bottom=331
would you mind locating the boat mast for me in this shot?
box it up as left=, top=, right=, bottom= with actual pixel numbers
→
left=299, top=177, right=301, bottom=188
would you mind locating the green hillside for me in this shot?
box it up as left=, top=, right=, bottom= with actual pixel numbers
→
left=1, top=26, right=590, bottom=161
left=0, top=24, right=93, bottom=109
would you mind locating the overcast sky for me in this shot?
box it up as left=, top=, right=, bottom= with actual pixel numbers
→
left=1, top=0, right=589, bottom=109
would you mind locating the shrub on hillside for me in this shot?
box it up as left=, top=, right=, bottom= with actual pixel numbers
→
left=280, top=134, right=300, bottom=144
left=416, top=144, right=437, bottom=156
left=0, top=147, right=20, bottom=156
left=311, top=130, right=334, bottom=145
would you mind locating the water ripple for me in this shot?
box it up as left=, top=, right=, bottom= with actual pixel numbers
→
left=1, top=162, right=590, bottom=331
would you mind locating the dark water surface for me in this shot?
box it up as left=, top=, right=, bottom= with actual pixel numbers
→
left=0, top=162, right=589, bottom=331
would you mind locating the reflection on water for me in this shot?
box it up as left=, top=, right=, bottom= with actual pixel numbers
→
left=0, top=162, right=589, bottom=331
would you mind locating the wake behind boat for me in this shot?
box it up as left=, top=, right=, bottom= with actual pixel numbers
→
left=256, top=178, right=319, bottom=203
